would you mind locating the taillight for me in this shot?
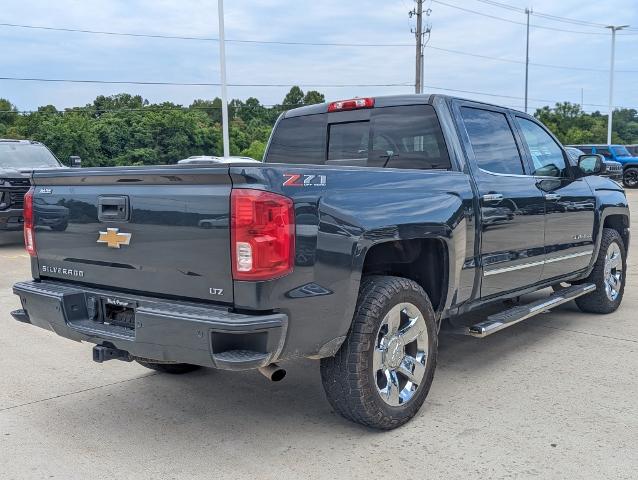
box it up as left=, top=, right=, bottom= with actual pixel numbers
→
left=230, top=189, right=295, bottom=281
left=327, top=97, right=374, bottom=112
left=23, top=187, right=36, bottom=256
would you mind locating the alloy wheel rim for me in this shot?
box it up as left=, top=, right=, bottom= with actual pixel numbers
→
left=373, top=302, right=428, bottom=407
left=625, top=171, right=638, bottom=187
left=603, top=242, right=622, bottom=301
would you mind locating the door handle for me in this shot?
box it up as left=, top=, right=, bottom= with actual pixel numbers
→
left=483, top=193, right=504, bottom=202
left=544, top=193, right=561, bottom=201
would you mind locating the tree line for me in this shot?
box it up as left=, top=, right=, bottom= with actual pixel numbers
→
left=1, top=87, right=636, bottom=167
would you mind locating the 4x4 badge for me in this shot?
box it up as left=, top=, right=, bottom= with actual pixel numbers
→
left=97, top=228, right=132, bottom=248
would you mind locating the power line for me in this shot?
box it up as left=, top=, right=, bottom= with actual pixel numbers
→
left=426, top=45, right=638, bottom=73
left=474, top=0, right=638, bottom=31
left=3, top=20, right=637, bottom=73
left=431, top=0, right=635, bottom=35
left=421, top=84, right=634, bottom=109
left=0, top=22, right=413, bottom=47
left=0, top=76, right=412, bottom=88
left=0, top=83, right=632, bottom=112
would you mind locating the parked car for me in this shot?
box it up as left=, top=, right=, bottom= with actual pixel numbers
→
left=565, top=147, right=622, bottom=182
left=11, top=95, right=629, bottom=430
left=0, top=139, right=67, bottom=234
left=568, top=144, right=638, bottom=188
left=177, top=155, right=259, bottom=165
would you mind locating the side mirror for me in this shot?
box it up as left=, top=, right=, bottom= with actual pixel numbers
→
left=578, top=154, right=602, bottom=176
left=69, top=155, right=82, bottom=168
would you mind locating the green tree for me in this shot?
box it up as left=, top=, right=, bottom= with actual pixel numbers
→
left=283, top=86, right=305, bottom=107
left=241, top=140, right=266, bottom=161
left=303, top=90, right=325, bottom=105
left=0, top=98, right=18, bottom=135
left=534, top=102, right=638, bottom=145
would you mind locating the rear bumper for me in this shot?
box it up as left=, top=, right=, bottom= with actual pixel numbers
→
left=12, top=280, right=287, bottom=371
left=0, top=208, right=24, bottom=231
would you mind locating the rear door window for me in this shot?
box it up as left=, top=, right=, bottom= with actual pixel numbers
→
left=460, top=107, right=525, bottom=175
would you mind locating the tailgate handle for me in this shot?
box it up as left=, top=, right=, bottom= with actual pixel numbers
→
left=98, top=196, right=129, bottom=222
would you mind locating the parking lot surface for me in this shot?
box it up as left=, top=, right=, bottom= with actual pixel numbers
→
left=1, top=194, right=637, bottom=480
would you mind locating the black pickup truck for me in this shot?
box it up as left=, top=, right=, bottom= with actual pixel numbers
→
left=0, top=139, right=68, bottom=234
left=11, top=95, right=629, bottom=429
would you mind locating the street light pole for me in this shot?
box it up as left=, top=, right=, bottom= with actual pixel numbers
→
left=524, top=8, right=531, bottom=113
left=218, top=0, right=230, bottom=158
left=606, top=25, right=628, bottom=144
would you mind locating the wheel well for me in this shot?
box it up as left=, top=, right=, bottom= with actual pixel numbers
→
left=603, top=215, right=629, bottom=250
left=362, top=238, right=447, bottom=312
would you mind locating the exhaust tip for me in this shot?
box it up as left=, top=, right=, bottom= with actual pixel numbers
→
left=270, top=368, right=286, bottom=382
left=258, top=363, right=286, bottom=382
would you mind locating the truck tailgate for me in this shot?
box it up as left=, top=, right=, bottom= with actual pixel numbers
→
left=31, top=167, right=234, bottom=303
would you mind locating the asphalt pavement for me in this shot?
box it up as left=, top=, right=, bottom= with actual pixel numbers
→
left=0, top=194, right=636, bottom=479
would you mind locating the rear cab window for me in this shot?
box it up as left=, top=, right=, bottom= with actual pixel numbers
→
left=265, top=104, right=451, bottom=170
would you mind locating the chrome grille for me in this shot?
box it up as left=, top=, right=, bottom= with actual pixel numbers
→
left=6, top=178, right=30, bottom=187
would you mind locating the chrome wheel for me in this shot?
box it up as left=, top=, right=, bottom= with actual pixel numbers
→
left=373, top=302, right=428, bottom=407
left=603, top=242, right=622, bottom=301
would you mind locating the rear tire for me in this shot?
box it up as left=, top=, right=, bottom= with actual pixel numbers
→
left=575, top=228, right=626, bottom=314
left=623, top=167, right=638, bottom=188
left=135, top=359, right=202, bottom=374
left=320, top=276, right=438, bottom=430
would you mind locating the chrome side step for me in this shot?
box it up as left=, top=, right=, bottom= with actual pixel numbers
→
left=466, top=283, right=596, bottom=338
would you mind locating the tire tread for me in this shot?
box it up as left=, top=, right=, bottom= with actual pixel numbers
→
left=320, top=275, right=438, bottom=430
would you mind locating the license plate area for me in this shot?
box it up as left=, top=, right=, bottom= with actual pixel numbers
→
left=102, top=301, right=136, bottom=330
left=86, top=295, right=137, bottom=332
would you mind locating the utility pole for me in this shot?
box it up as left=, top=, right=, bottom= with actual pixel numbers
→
left=524, top=7, right=531, bottom=113
left=217, top=0, right=230, bottom=158
left=421, top=9, right=432, bottom=94
left=606, top=25, right=628, bottom=144
left=411, top=0, right=424, bottom=94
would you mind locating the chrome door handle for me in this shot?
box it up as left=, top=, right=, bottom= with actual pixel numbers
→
left=544, top=193, right=561, bottom=201
left=483, top=193, right=504, bottom=202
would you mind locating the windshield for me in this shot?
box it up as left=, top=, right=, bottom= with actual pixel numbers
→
left=0, top=143, right=61, bottom=169
left=612, top=146, right=632, bottom=157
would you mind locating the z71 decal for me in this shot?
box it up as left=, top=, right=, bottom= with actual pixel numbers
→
left=283, top=174, right=327, bottom=187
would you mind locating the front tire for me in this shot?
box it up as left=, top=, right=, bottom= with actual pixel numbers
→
left=623, top=167, right=638, bottom=188
left=320, top=276, right=438, bottom=430
left=575, top=228, right=626, bottom=314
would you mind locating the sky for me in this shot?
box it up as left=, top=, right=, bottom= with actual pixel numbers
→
left=0, top=0, right=636, bottom=114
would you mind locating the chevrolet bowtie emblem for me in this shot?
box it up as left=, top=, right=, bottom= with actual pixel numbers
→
left=97, top=228, right=132, bottom=248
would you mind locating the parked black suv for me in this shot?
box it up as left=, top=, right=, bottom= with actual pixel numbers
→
left=0, top=140, right=65, bottom=233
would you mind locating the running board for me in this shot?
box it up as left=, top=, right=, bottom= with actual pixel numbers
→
left=466, top=283, right=596, bottom=338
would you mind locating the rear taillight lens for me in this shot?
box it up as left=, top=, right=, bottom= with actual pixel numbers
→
left=23, top=187, right=36, bottom=256
left=231, top=189, right=295, bottom=281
